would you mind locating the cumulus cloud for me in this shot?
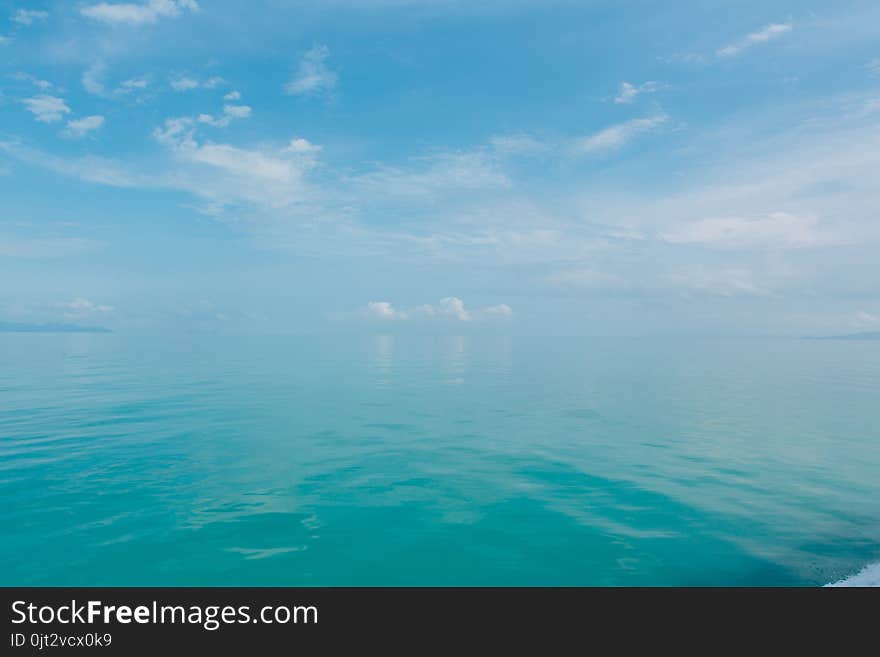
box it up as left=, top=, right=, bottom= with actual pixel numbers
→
left=63, top=115, right=105, bottom=139
left=363, top=298, right=511, bottom=322
left=23, top=95, right=71, bottom=123
left=12, top=9, right=49, bottom=26
left=613, top=81, right=660, bottom=104
left=284, top=45, right=337, bottom=96
left=576, top=115, right=667, bottom=153
left=81, top=0, right=198, bottom=26
left=224, top=90, right=241, bottom=101
left=367, top=301, right=397, bottom=319
left=717, top=23, right=792, bottom=58
left=285, top=137, right=321, bottom=154
left=482, top=303, right=513, bottom=318
left=660, top=213, right=846, bottom=249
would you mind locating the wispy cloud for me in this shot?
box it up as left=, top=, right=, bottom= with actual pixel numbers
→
left=668, top=266, right=770, bottom=298
left=363, top=297, right=511, bottom=322
left=613, top=81, right=660, bottom=104
left=197, top=104, right=252, bottom=128
left=170, top=75, right=225, bottom=92
left=82, top=63, right=107, bottom=95
left=61, top=298, right=114, bottom=315
left=0, top=234, right=100, bottom=259
left=576, top=114, right=668, bottom=153
left=83, top=63, right=151, bottom=98
left=22, top=95, right=71, bottom=123
left=717, top=23, right=792, bottom=58
left=11, top=9, right=49, bottom=26
left=489, top=133, right=547, bottom=155
left=660, top=213, right=848, bottom=250
left=63, top=115, right=106, bottom=139
left=11, top=72, right=53, bottom=90
left=81, top=0, right=199, bottom=26
left=117, top=77, right=149, bottom=94
left=854, top=310, right=880, bottom=328
left=152, top=118, right=321, bottom=208
left=350, top=150, right=510, bottom=198
left=284, top=45, right=337, bottom=96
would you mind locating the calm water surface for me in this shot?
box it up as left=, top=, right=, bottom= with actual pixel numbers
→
left=1, top=334, right=878, bottom=585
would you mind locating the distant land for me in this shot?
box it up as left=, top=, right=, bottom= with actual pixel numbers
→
left=0, top=322, right=112, bottom=334
left=807, top=331, right=880, bottom=341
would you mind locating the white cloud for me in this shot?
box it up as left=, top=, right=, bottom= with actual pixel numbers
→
left=855, top=310, right=880, bottom=327
left=363, top=298, right=511, bottom=322
left=170, top=76, right=198, bottom=91
left=668, top=266, right=769, bottom=298
left=367, top=301, right=398, bottom=319
left=869, top=58, right=880, bottom=75
left=82, top=63, right=107, bottom=95
left=660, top=213, right=845, bottom=249
left=576, top=114, right=668, bottom=153
left=11, top=72, right=52, bottom=90
left=83, top=63, right=151, bottom=97
left=62, top=298, right=113, bottom=314
left=482, top=303, right=513, bottom=318
left=170, top=75, right=224, bottom=91
left=151, top=117, right=320, bottom=208
left=490, top=133, right=547, bottom=155
left=197, top=104, right=252, bottom=128
left=23, top=95, right=71, bottom=123
left=224, top=90, right=241, bottom=101
left=117, top=77, right=149, bottom=93
left=437, top=296, right=471, bottom=321
left=285, top=138, right=321, bottom=154
left=0, top=35, right=11, bottom=45
left=717, top=23, right=792, bottom=58
left=80, top=0, right=198, bottom=26
left=352, top=150, right=509, bottom=198
left=284, top=45, right=337, bottom=96
left=64, top=115, right=106, bottom=139
left=613, top=81, right=660, bottom=104
left=12, top=9, right=49, bottom=26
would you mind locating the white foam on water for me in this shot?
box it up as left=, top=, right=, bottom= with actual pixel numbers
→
left=824, top=562, right=880, bottom=587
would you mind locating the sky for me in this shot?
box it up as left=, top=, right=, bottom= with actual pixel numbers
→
left=1, top=0, right=879, bottom=336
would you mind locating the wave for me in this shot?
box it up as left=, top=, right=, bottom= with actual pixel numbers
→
left=825, top=562, right=880, bottom=587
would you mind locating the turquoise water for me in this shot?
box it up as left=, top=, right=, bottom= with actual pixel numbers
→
left=1, top=333, right=878, bottom=586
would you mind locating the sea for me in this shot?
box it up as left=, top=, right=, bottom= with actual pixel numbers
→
left=1, top=333, right=878, bottom=586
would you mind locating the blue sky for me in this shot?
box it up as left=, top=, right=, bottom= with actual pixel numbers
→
left=1, top=0, right=879, bottom=335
